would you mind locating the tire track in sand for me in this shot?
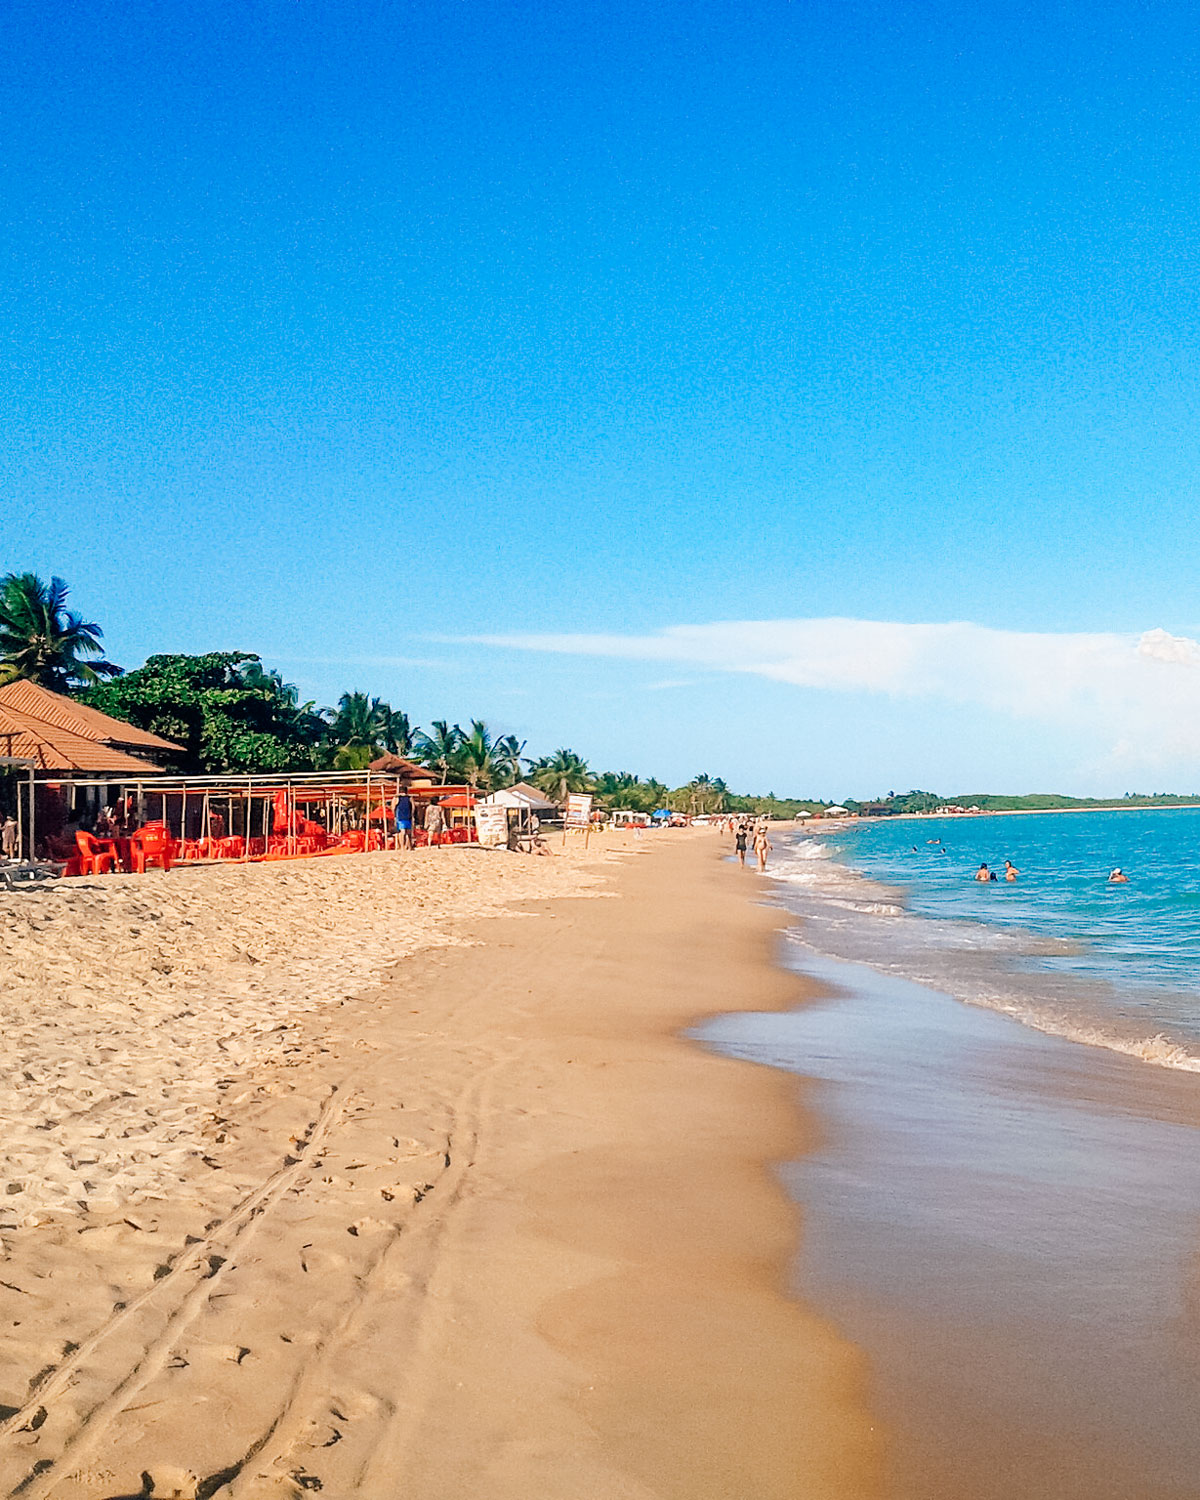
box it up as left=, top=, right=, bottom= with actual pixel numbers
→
left=0, top=1089, right=344, bottom=1500
left=212, top=1045, right=526, bottom=1498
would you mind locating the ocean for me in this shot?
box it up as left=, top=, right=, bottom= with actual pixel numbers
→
left=764, top=807, right=1200, bottom=1069
left=697, top=810, right=1200, bottom=1499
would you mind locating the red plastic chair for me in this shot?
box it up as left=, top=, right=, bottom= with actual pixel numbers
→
left=130, top=822, right=174, bottom=873
left=76, top=831, right=118, bottom=875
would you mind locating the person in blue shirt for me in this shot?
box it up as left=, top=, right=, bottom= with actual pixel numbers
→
left=394, top=791, right=414, bottom=851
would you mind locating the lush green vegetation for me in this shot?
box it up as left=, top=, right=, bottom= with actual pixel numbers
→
left=84, top=653, right=329, bottom=774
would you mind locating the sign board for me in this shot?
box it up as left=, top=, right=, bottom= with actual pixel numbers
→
left=565, top=793, right=593, bottom=827
left=474, top=803, right=509, bottom=847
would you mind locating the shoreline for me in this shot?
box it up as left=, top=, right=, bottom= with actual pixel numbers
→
left=702, top=948, right=1200, bottom=1500
left=0, top=831, right=881, bottom=1498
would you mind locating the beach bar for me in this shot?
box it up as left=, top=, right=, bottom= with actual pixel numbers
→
left=0, top=681, right=477, bottom=872
left=35, top=767, right=476, bottom=874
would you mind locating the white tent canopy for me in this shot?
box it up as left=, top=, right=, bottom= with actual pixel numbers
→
left=481, top=781, right=559, bottom=814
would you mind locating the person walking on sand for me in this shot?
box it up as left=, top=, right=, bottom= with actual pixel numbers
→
left=754, top=825, right=772, bottom=872
left=394, top=790, right=414, bottom=852
left=1004, top=860, right=1019, bottom=881
left=734, top=823, right=749, bottom=867
left=424, top=796, right=446, bottom=848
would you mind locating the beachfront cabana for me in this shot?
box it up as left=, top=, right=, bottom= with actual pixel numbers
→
left=47, top=767, right=477, bottom=872
left=0, top=682, right=182, bottom=859
left=0, top=680, right=181, bottom=769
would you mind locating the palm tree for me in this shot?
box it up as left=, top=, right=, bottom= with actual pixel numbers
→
left=686, top=772, right=715, bottom=814
left=414, top=720, right=463, bottom=782
left=528, top=748, right=593, bottom=805
left=710, top=777, right=729, bottom=812
left=0, top=573, right=120, bottom=690
left=457, top=720, right=506, bottom=793
left=379, top=707, right=415, bottom=756
left=593, top=770, right=642, bottom=807
left=329, top=691, right=388, bottom=751
left=494, top=734, right=527, bottom=788
left=239, top=659, right=302, bottom=709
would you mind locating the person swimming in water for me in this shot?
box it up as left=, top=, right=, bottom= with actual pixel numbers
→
left=1004, top=860, right=1019, bottom=881
left=1108, top=868, right=1129, bottom=883
left=975, top=863, right=993, bottom=882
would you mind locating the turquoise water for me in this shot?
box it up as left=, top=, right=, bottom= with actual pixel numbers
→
left=767, top=808, right=1200, bottom=1068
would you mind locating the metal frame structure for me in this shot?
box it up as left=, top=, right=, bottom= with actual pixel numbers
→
left=36, top=767, right=474, bottom=864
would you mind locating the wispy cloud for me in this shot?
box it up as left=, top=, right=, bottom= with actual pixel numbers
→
left=267, top=653, right=455, bottom=671
left=471, top=620, right=1200, bottom=774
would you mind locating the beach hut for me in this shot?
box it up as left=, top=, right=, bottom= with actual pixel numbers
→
left=481, top=781, right=559, bottom=815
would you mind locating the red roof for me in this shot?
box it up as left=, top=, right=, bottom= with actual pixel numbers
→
left=367, top=752, right=436, bottom=780
left=0, top=679, right=182, bottom=752
left=0, top=704, right=169, bottom=774
left=0, top=681, right=179, bottom=774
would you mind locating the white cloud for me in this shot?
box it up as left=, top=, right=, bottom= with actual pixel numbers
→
left=472, top=619, right=1200, bottom=774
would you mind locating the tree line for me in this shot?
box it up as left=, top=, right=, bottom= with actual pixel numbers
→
left=0, top=571, right=824, bottom=814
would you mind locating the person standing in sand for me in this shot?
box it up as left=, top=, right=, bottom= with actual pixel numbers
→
left=394, top=791, right=414, bottom=851
left=424, top=797, right=446, bottom=848
left=1, top=816, right=17, bottom=860
left=753, top=825, right=772, bottom=872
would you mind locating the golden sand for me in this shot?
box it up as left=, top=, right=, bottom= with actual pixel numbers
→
left=0, top=833, right=878, bottom=1499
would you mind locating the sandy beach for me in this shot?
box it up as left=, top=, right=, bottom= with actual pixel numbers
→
left=0, top=831, right=878, bottom=1499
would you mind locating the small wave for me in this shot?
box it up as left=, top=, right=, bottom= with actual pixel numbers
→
left=767, top=828, right=1200, bottom=1080
left=791, top=839, right=836, bottom=861
left=825, top=899, right=905, bottom=917
left=974, top=998, right=1200, bottom=1073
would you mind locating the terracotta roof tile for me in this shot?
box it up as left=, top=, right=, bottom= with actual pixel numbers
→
left=0, top=702, right=168, bottom=774
left=0, top=680, right=182, bottom=753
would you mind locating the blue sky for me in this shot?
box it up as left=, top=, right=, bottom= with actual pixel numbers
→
left=6, top=0, right=1200, bottom=796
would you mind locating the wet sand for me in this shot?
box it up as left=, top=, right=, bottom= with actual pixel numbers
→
left=701, top=950, right=1200, bottom=1500
left=0, top=833, right=879, bottom=1498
